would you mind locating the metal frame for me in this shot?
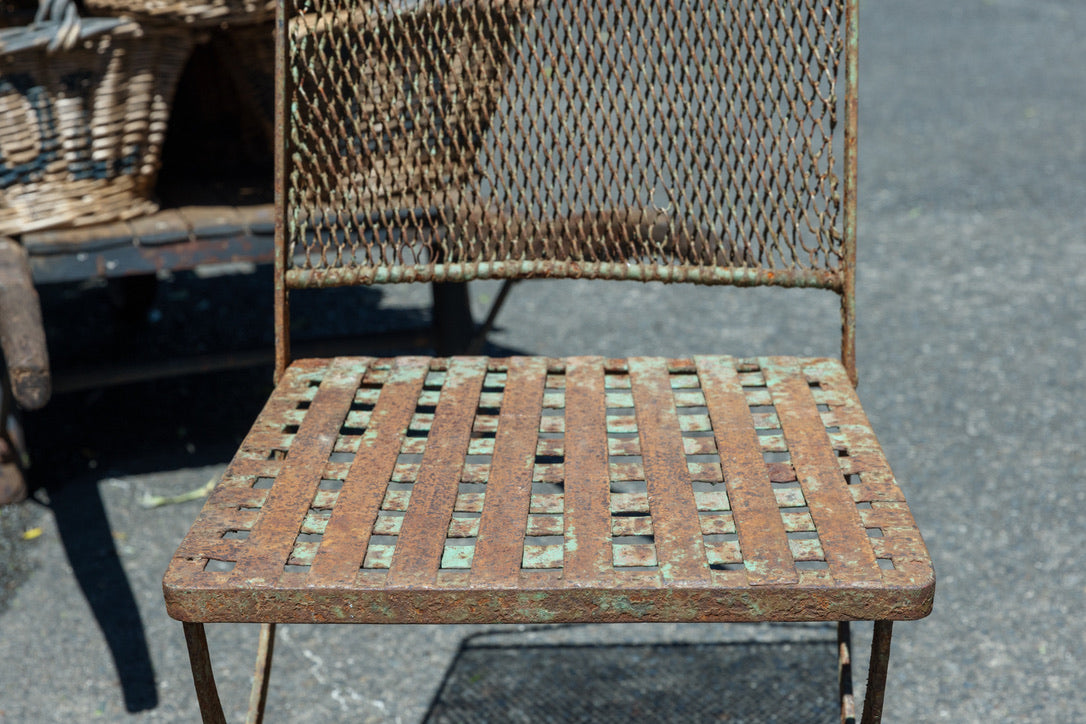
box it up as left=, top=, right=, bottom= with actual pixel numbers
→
left=179, top=2, right=911, bottom=721
left=181, top=619, right=894, bottom=723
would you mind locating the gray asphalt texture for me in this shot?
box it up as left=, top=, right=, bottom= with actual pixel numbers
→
left=2, top=0, right=1085, bottom=720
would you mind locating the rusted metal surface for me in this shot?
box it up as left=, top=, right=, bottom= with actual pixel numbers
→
left=281, top=0, right=849, bottom=292
left=245, top=623, right=275, bottom=724
left=308, top=358, right=429, bottom=585
left=763, top=358, right=882, bottom=584
left=0, top=237, right=50, bottom=410
left=561, top=357, right=612, bottom=583
left=273, top=0, right=292, bottom=384
left=386, top=358, right=488, bottom=587
left=470, top=356, right=547, bottom=584
left=628, top=358, right=711, bottom=585
left=842, top=0, right=860, bottom=384
left=163, top=356, right=934, bottom=624
left=23, top=204, right=276, bottom=284
left=168, top=1, right=929, bottom=719
left=286, top=261, right=844, bottom=291
left=838, top=621, right=856, bottom=724
left=229, top=358, right=366, bottom=584
left=861, top=621, right=894, bottom=724
left=182, top=623, right=227, bottom=724
left=697, top=356, right=797, bottom=586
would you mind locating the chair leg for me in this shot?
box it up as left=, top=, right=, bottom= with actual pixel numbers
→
left=245, top=623, right=277, bottom=724
left=838, top=622, right=856, bottom=724
left=860, top=620, right=894, bottom=724
left=431, top=281, right=475, bottom=356
left=466, top=278, right=519, bottom=355
left=183, top=623, right=227, bottom=724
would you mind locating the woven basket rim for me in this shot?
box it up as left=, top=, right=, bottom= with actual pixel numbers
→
left=0, top=14, right=193, bottom=235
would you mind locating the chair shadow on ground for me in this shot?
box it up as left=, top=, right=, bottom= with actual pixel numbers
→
left=23, top=364, right=284, bottom=713
left=21, top=271, right=520, bottom=714
left=424, top=627, right=840, bottom=724
left=41, top=475, right=161, bottom=712
left=25, top=270, right=843, bottom=720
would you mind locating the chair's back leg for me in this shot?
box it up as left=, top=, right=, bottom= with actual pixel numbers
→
left=860, top=620, right=894, bottom=724
left=183, top=622, right=228, bottom=724
left=841, top=291, right=857, bottom=387
left=431, top=282, right=476, bottom=356
left=838, top=622, right=857, bottom=724
left=245, top=623, right=277, bottom=724
left=467, top=279, right=520, bottom=355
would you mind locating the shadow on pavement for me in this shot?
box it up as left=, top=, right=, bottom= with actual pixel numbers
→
left=44, top=477, right=160, bottom=712
left=18, top=270, right=526, bottom=716
left=425, top=630, right=838, bottom=723
left=21, top=366, right=279, bottom=714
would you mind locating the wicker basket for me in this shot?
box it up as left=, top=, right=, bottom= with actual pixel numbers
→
left=83, top=0, right=275, bottom=29
left=0, top=1, right=193, bottom=235
left=224, top=0, right=533, bottom=204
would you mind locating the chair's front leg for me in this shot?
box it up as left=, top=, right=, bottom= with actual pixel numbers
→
left=860, top=620, right=894, bottom=724
left=183, top=622, right=228, bottom=724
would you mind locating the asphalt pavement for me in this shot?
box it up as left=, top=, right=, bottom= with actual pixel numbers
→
left=2, top=0, right=1085, bottom=721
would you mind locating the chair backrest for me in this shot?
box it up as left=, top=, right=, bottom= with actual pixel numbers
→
left=276, top=0, right=858, bottom=375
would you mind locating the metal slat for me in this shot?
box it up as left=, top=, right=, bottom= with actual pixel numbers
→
left=387, top=358, right=488, bottom=586
left=308, top=357, right=430, bottom=585
left=170, top=372, right=309, bottom=567
left=761, top=358, right=882, bottom=584
left=562, top=357, right=613, bottom=583
left=696, top=356, right=798, bottom=585
left=628, top=358, right=710, bottom=584
left=165, top=360, right=935, bottom=624
left=471, top=357, right=548, bottom=585
left=228, top=358, right=369, bottom=583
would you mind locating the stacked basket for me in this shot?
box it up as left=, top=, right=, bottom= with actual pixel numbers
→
left=1, top=0, right=533, bottom=236
left=84, top=0, right=275, bottom=27
left=0, top=0, right=275, bottom=236
left=0, top=0, right=192, bottom=234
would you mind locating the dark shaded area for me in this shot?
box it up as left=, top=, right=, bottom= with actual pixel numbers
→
left=155, top=39, right=273, bottom=208
left=20, top=272, right=285, bottom=713
left=18, top=253, right=513, bottom=714
left=45, top=472, right=160, bottom=712
left=19, top=263, right=439, bottom=706
left=34, top=267, right=425, bottom=375
left=20, top=361, right=287, bottom=712
left=4, top=22, right=505, bottom=716
left=425, top=635, right=838, bottom=723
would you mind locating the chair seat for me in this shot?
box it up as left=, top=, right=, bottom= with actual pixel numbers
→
left=163, top=355, right=933, bottom=625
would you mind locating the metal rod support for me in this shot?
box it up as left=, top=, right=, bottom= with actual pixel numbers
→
left=467, top=278, right=519, bottom=355
left=245, top=623, right=277, bottom=724
left=838, top=621, right=857, bottom=724
left=860, top=620, right=894, bottom=724
left=183, top=623, right=227, bottom=724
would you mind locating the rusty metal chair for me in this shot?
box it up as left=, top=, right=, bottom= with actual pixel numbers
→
left=163, top=0, right=934, bottom=721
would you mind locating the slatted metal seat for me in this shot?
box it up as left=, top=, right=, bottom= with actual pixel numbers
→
left=163, top=0, right=934, bottom=721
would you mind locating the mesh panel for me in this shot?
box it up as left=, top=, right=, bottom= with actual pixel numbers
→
left=285, top=0, right=848, bottom=288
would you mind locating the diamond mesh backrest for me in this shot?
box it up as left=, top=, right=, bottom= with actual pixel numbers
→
left=282, top=0, right=852, bottom=290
